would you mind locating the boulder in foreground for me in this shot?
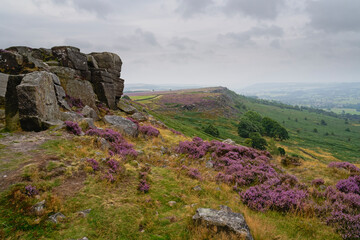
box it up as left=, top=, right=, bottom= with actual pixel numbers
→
left=193, top=205, right=253, bottom=240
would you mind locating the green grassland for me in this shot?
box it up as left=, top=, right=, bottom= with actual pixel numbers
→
left=132, top=88, right=360, bottom=163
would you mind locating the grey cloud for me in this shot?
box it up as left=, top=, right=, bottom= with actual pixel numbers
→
left=176, top=0, right=214, bottom=18
left=169, top=37, right=198, bottom=50
left=223, top=0, right=285, bottom=20
left=114, top=28, right=160, bottom=51
left=219, top=25, right=283, bottom=47
left=307, top=0, right=360, bottom=33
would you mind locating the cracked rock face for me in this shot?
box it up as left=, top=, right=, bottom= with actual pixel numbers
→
left=193, top=205, right=254, bottom=240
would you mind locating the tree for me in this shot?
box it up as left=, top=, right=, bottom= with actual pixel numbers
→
left=249, top=132, right=267, bottom=150
left=261, top=117, right=289, bottom=140
left=278, top=147, right=286, bottom=156
left=320, top=119, right=327, bottom=126
left=204, top=124, right=220, bottom=137
left=237, top=117, right=261, bottom=138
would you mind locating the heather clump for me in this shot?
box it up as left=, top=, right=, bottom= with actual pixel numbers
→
left=24, top=185, right=39, bottom=197
left=64, top=121, right=82, bottom=135
left=139, top=125, right=160, bottom=137
left=86, top=158, right=99, bottom=171
left=336, top=175, right=360, bottom=194
left=65, top=94, right=84, bottom=108
left=312, top=178, right=325, bottom=187
left=181, top=165, right=202, bottom=180
left=138, top=166, right=151, bottom=193
left=176, top=137, right=210, bottom=159
left=86, top=128, right=137, bottom=158
left=328, top=162, right=360, bottom=173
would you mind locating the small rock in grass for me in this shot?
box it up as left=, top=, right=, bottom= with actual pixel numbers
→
left=193, top=185, right=202, bottom=191
left=206, top=161, right=213, bottom=168
left=32, top=200, right=45, bottom=215
left=49, top=212, right=66, bottom=224
left=77, top=209, right=91, bottom=218
left=168, top=201, right=177, bottom=207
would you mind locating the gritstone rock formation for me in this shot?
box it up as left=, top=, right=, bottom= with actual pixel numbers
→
left=0, top=46, right=125, bottom=131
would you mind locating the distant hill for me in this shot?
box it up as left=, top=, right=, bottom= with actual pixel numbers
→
left=124, top=83, right=210, bottom=93
left=238, top=82, right=360, bottom=111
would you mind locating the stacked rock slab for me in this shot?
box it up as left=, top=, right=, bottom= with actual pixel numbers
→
left=89, top=52, right=124, bottom=109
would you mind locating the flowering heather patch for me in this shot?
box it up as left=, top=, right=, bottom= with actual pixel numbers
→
left=65, top=94, right=84, bottom=108
left=328, top=162, right=360, bottom=172
left=65, top=121, right=82, bottom=135
left=312, top=178, right=325, bottom=187
left=96, top=102, right=110, bottom=114
left=104, top=172, right=115, bottom=183
left=107, top=159, right=120, bottom=173
left=170, top=128, right=183, bottom=136
left=160, top=93, right=219, bottom=107
left=181, top=165, right=202, bottom=180
left=138, top=179, right=150, bottom=193
left=25, top=185, right=38, bottom=197
left=87, top=158, right=99, bottom=171
left=139, top=125, right=160, bottom=137
left=176, top=137, right=210, bottom=159
left=86, top=128, right=137, bottom=158
left=336, top=175, right=360, bottom=194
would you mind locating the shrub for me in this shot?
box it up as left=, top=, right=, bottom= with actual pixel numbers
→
left=139, top=125, right=160, bottom=137
left=203, top=124, right=220, bottom=137
left=65, top=94, right=84, bottom=108
left=24, top=185, right=38, bottom=197
left=138, top=180, right=150, bottom=193
left=312, top=179, right=325, bottom=187
left=278, top=147, right=286, bottom=156
left=249, top=132, right=267, bottom=150
left=86, top=158, right=99, bottom=171
left=64, top=121, right=82, bottom=135
left=281, top=155, right=302, bottom=166
left=328, top=162, right=360, bottom=173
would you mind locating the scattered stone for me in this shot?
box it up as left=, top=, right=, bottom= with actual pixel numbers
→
left=81, top=105, right=99, bottom=121
left=193, top=185, right=202, bottom=191
left=131, top=112, right=148, bottom=122
left=160, top=146, right=169, bottom=155
left=168, top=201, right=177, bottom=207
left=117, top=100, right=137, bottom=114
left=3, top=175, right=7, bottom=178
left=60, top=111, right=83, bottom=122
left=206, top=161, right=214, bottom=168
left=319, top=185, right=326, bottom=191
left=32, top=200, right=45, bottom=215
left=79, top=118, right=96, bottom=130
left=97, top=137, right=110, bottom=151
left=77, top=209, right=91, bottom=218
left=48, top=212, right=66, bottom=224
left=193, top=205, right=253, bottom=240
left=103, top=115, right=138, bottom=137
left=222, top=139, right=236, bottom=145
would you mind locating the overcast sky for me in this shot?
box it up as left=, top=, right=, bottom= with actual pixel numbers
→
left=1, top=0, right=359, bottom=88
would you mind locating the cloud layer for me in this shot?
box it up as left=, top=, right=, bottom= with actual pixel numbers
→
left=0, top=0, right=359, bottom=87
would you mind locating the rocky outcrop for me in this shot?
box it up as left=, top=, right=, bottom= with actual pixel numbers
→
left=193, top=206, right=253, bottom=240
left=0, top=46, right=126, bottom=131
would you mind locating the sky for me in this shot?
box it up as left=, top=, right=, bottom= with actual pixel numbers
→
left=0, top=0, right=359, bottom=88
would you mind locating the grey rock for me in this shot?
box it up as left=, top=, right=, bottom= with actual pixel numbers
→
left=60, top=111, right=83, bottom=122
left=5, top=75, right=24, bottom=131
left=79, top=118, right=96, bottom=130
left=77, top=209, right=91, bottom=218
left=32, top=200, right=45, bottom=215
left=168, top=201, right=177, bottom=207
left=103, top=115, right=138, bottom=137
left=49, top=212, right=66, bottom=224
left=91, top=69, right=117, bottom=109
left=193, top=206, right=253, bottom=240
left=45, top=60, right=59, bottom=66
left=223, top=139, right=236, bottom=145
left=90, top=52, right=122, bottom=73
left=87, top=54, right=98, bottom=68
left=160, top=146, right=169, bottom=155
left=97, top=137, right=110, bottom=151
left=193, top=185, right=202, bottom=191
left=319, top=185, right=326, bottom=191
left=52, top=46, right=88, bottom=71
left=16, top=71, right=60, bottom=131
left=131, top=112, right=148, bottom=122
left=0, top=73, right=9, bottom=99
left=117, top=100, right=137, bottom=114
left=6, top=46, right=49, bottom=70
left=0, top=50, right=24, bottom=74
left=206, top=161, right=214, bottom=168
left=64, top=78, right=98, bottom=111
left=81, top=105, right=99, bottom=121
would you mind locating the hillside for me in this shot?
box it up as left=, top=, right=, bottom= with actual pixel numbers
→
left=1, top=46, right=360, bottom=240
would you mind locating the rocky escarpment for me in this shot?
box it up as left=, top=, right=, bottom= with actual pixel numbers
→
left=0, top=46, right=125, bottom=131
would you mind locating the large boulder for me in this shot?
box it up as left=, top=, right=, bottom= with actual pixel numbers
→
left=193, top=206, right=253, bottom=240
left=64, top=78, right=98, bottom=111
left=6, top=46, right=50, bottom=70
left=90, top=52, right=122, bottom=73
left=5, top=75, right=24, bottom=131
left=16, top=71, right=62, bottom=131
left=103, top=115, right=138, bottom=137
